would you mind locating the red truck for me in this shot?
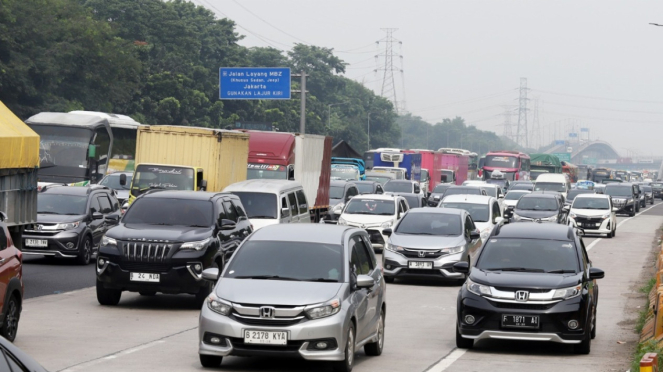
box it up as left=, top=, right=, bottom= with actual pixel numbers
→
left=242, top=131, right=332, bottom=222
left=403, top=149, right=469, bottom=193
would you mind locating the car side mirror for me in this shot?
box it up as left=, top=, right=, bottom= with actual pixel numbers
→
left=382, top=228, right=392, bottom=237
left=200, top=179, right=208, bottom=191
left=119, top=173, right=127, bottom=186
left=105, top=214, right=120, bottom=221
left=494, top=217, right=504, bottom=225
left=202, top=268, right=220, bottom=281
left=92, top=212, right=104, bottom=220
left=281, top=207, right=290, bottom=218
left=453, top=261, right=469, bottom=274
left=562, top=205, right=570, bottom=212
left=589, top=267, right=604, bottom=280
left=470, top=229, right=481, bottom=239
left=356, top=275, right=375, bottom=289
left=0, top=211, right=6, bottom=222
left=612, top=207, right=619, bottom=212
left=220, top=219, right=236, bottom=230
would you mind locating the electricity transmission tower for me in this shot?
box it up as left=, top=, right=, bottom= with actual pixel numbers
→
left=515, top=78, right=529, bottom=148
left=531, top=98, right=540, bottom=149
left=500, top=105, right=515, bottom=142
left=375, top=28, right=406, bottom=113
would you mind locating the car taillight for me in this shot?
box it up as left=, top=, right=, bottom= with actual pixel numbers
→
left=515, top=173, right=519, bottom=181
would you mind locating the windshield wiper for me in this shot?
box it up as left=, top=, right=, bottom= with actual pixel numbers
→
left=234, top=275, right=302, bottom=281
left=188, top=224, right=210, bottom=228
left=63, top=213, right=82, bottom=215
left=486, top=267, right=545, bottom=273
left=37, top=211, right=59, bottom=214
left=248, top=216, right=275, bottom=219
left=305, top=278, right=339, bottom=282
left=546, top=269, right=576, bottom=274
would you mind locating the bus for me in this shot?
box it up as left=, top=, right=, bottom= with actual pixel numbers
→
left=591, top=167, right=612, bottom=184
left=482, top=150, right=531, bottom=181
left=69, top=111, right=143, bottom=174
left=25, top=112, right=114, bottom=184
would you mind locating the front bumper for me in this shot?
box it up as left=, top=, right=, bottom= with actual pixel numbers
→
left=568, top=217, right=611, bottom=235
left=22, top=229, right=84, bottom=258
left=382, top=249, right=465, bottom=280
left=457, top=289, right=589, bottom=344
left=198, top=303, right=347, bottom=361
left=343, top=222, right=389, bottom=249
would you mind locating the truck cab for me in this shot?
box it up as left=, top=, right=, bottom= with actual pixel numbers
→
left=123, top=164, right=206, bottom=205
left=330, top=157, right=366, bottom=181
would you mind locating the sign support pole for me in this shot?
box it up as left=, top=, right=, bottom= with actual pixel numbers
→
left=300, top=71, right=307, bottom=134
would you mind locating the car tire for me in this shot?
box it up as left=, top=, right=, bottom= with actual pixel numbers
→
left=629, top=207, right=636, bottom=217
left=606, top=230, right=612, bottom=239
left=199, top=354, right=223, bottom=368
left=139, top=291, right=156, bottom=296
left=613, top=228, right=616, bottom=237
left=364, top=310, right=385, bottom=356
left=0, top=295, right=20, bottom=342
left=384, top=276, right=394, bottom=284
left=591, top=310, right=597, bottom=339
left=76, top=236, right=92, bottom=265
left=455, top=325, right=473, bottom=349
left=332, top=324, right=356, bottom=372
left=96, top=279, right=121, bottom=306
left=574, top=324, right=592, bottom=354
left=195, top=281, right=213, bottom=308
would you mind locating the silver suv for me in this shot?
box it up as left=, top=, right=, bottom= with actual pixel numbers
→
left=198, top=224, right=386, bottom=372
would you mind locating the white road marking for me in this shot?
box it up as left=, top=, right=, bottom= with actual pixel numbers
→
left=425, top=348, right=468, bottom=372
left=59, top=341, right=165, bottom=372
left=586, top=238, right=602, bottom=251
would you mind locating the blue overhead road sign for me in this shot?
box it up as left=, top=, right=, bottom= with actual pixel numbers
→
left=219, top=67, right=291, bottom=100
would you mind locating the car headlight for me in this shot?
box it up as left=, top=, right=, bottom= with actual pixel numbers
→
left=601, top=213, right=610, bottom=219
left=207, top=293, right=232, bottom=315
left=441, top=245, right=464, bottom=254
left=466, top=278, right=492, bottom=297
left=305, top=298, right=341, bottom=319
left=380, top=221, right=392, bottom=229
left=627, top=198, right=633, bottom=203
left=55, top=221, right=81, bottom=230
left=385, top=243, right=404, bottom=252
left=543, top=216, right=557, bottom=222
left=180, top=237, right=212, bottom=251
left=568, top=212, right=576, bottom=219
left=552, top=284, right=582, bottom=300
left=101, top=235, right=117, bottom=247
left=337, top=217, right=347, bottom=226
left=333, top=203, right=345, bottom=213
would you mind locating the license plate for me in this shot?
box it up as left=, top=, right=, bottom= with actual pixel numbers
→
left=130, top=273, right=160, bottom=282
left=501, top=314, right=539, bottom=329
left=244, top=330, right=288, bottom=345
left=408, top=261, right=433, bottom=269
left=25, top=239, right=47, bottom=247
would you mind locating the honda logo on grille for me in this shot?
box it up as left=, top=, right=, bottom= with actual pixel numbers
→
left=418, top=251, right=426, bottom=258
left=36, top=224, right=42, bottom=231
left=260, top=306, right=275, bottom=319
left=515, top=291, right=529, bottom=301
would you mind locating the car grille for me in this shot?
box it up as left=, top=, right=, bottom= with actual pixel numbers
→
left=489, top=300, right=554, bottom=310
left=366, top=229, right=385, bottom=244
left=401, top=249, right=445, bottom=258
left=227, top=337, right=304, bottom=352
left=230, top=303, right=306, bottom=327
left=23, top=223, right=61, bottom=235
left=121, top=241, right=172, bottom=263
left=230, top=314, right=305, bottom=327
left=118, top=262, right=171, bottom=273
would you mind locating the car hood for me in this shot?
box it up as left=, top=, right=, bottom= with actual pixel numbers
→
left=570, top=208, right=609, bottom=217
left=341, top=214, right=394, bottom=226
left=513, top=209, right=558, bottom=219
left=503, top=200, right=518, bottom=207
left=249, top=219, right=279, bottom=231
left=474, top=221, right=494, bottom=232
left=470, top=268, right=582, bottom=289
left=37, top=214, right=86, bottom=223
left=114, top=189, right=130, bottom=200
left=107, top=223, right=213, bottom=242
left=216, top=278, right=344, bottom=306
left=329, top=198, right=343, bottom=206
left=428, top=192, right=444, bottom=200
left=389, top=233, right=465, bottom=249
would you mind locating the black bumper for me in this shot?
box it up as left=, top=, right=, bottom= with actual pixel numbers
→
left=21, top=230, right=84, bottom=257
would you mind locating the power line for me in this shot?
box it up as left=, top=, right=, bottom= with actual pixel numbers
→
left=336, top=43, right=378, bottom=53
left=228, top=0, right=311, bottom=44
left=545, top=110, right=663, bottom=124
left=542, top=100, right=663, bottom=115
left=531, top=88, right=663, bottom=105
left=409, top=90, right=515, bottom=113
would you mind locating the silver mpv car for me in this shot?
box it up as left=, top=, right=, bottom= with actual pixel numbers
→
left=198, top=224, right=386, bottom=372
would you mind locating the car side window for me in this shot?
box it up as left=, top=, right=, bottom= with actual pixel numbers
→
left=376, top=185, right=383, bottom=194
left=354, top=236, right=374, bottom=273
left=493, top=202, right=501, bottom=220
left=98, top=195, right=113, bottom=214
left=414, top=183, right=420, bottom=194
left=232, top=200, right=247, bottom=218
left=402, top=199, right=409, bottom=212
left=348, top=187, right=358, bottom=198
left=109, top=193, right=120, bottom=211
left=349, top=239, right=361, bottom=276
left=216, top=200, right=228, bottom=223
left=280, top=195, right=290, bottom=217
left=0, top=227, right=7, bottom=251
left=295, top=189, right=308, bottom=215
left=287, top=192, right=298, bottom=216
left=465, top=216, right=474, bottom=237
left=89, top=196, right=101, bottom=214
left=223, top=201, right=239, bottom=222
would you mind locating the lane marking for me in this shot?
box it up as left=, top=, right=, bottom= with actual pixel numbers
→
left=586, top=238, right=602, bottom=251
left=424, top=348, right=468, bottom=372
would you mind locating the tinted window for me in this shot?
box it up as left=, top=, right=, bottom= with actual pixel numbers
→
left=123, top=198, right=213, bottom=227
left=572, top=197, right=610, bottom=210
left=223, top=201, right=239, bottom=222
left=281, top=196, right=289, bottom=217
left=347, top=187, right=358, bottom=197
left=97, top=195, right=113, bottom=213
left=484, top=155, right=518, bottom=168
left=93, top=127, right=111, bottom=177
left=441, top=202, right=490, bottom=223
left=231, top=192, right=277, bottom=219
left=353, top=237, right=372, bottom=275
left=534, top=182, right=566, bottom=192
left=433, top=184, right=451, bottom=193
left=567, top=189, right=593, bottom=200
left=287, top=192, right=298, bottom=216
left=232, top=200, right=247, bottom=217
left=224, top=241, right=343, bottom=282
left=295, top=190, right=308, bottom=215
left=355, top=183, right=374, bottom=194
left=344, top=199, right=394, bottom=215
left=604, top=186, right=633, bottom=197
left=395, top=213, right=462, bottom=236
left=476, top=238, right=579, bottom=273
left=505, top=191, right=529, bottom=200
left=38, top=194, right=88, bottom=215
left=443, top=187, right=482, bottom=197
left=0, top=227, right=6, bottom=250
left=510, top=184, right=533, bottom=191
left=384, top=181, right=413, bottom=193
left=329, top=186, right=344, bottom=199
left=89, top=196, right=101, bottom=213
left=516, top=197, right=558, bottom=211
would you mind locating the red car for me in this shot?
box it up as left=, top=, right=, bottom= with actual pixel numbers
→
left=0, top=212, right=23, bottom=342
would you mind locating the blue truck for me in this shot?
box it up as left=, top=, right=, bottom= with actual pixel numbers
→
left=371, top=151, right=421, bottom=182
left=331, top=157, right=366, bottom=181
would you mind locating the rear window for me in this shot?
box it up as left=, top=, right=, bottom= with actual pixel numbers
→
left=516, top=197, right=558, bottom=211
left=355, top=183, right=374, bottom=194
left=476, top=238, right=579, bottom=273
left=433, top=184, right=451, bottom=193
left=123, top=198, right=213, bottom=227
left=505, top=191, right=528, bottom=200
left=395, top=213, right=462, bottom=236
left=443, top=187, right=482, bottom=197
left=230, top=192, right=278, bottom=219
left=384, top=182, right=412, bottom=193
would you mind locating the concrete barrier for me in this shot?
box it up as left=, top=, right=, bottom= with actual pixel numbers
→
left=640, top=352, right=658, bottom=372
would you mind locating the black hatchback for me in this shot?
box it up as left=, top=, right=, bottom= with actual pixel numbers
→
left=453, top=223, right=604, bottom=354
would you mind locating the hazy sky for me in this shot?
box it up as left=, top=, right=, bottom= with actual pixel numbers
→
left=197, top=0, right=663, bottom=157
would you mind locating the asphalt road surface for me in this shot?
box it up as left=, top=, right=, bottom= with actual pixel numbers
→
left=15, top=201, right=663, bottom=372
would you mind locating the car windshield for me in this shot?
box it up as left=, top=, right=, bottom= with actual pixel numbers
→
left=505, top=191, right=528, bottom=200
left=355, top=183, right=374, bottom=194
left=605, top=186, right=633, bottom=197
left=344, top=198, right=394, bottom=215
left=131, top=165, right=195, bottom=197
left=482, top=186, right=498, bottom=198
left=384, top=181, right=412, bottom=193
left=510, top=184, right=533, bottom=191
left=534, top=182, right=566, bottom=192
left=484, top=155, right=518, bottom=168
left=567, top=189, right=593, bottom=200
left=100, top=174, right=132, bottom=190
left=441, top=202, right=489, bottom=222
left=476, top=238, right=579, bottom=273
left=642, top=186, right=652, bottom=192
left=433, top=184, right=451, bottom=193
left=441, top=170, right=454, bottom=182
left=37, top=194, right=87, bottom=215
left=331, top=167, right=359, bottom=181
left=652, top=183, right=663, bottom=190
left=230, top=192, right=277, bottom=219
left=123, top=198, right=213, bottom=227
left=224, top=241, right=344, bottom=282
left=444, top=187, right=482, bottom=197
left=572, top=197, right=610, bottom=210
left=395, top=213, right=462, bottom=236
left=516, top=197, right=558, bottom=211
left=329, top=186, right=345, bottom=199
left=366, top=176, right=392, bottom=185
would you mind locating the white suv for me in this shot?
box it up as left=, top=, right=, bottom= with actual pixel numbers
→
left=568, top=194, right=617, bottom=238
left=338, top=194, right=409, bottom=251
left=439, top=194, right=504, bottom=241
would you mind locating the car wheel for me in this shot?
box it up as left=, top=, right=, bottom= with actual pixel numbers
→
left=455, top=324, right=474, bottom=349
left=606, top=230, right=612, bottom=239
left=199, top=354, right=223, bottom=368
left=574, top=323, right=592, bottom=354
left=76, top=236, right=92, bottom=265
left=0, top=295, right=20, bottom=342
left=591, top=309, right=597, bottom=339
left=364, top=309, right=385, bottom=356
left=613, top=227, right=616, bottom=237
left=139, top=291, right=156, bottom=296
left=384, top=276, right=394, bottom=284
left=96, top=279, right=121, bottom=306
left=629, top=207, right=636, bottom=217
left=332, top=324, right=356, bottom=372
left=195, top=281, right=213, bottom=308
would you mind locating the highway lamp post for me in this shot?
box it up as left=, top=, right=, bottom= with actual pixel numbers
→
left=327, top=101, right=351, bottom=129
left=367, top=112, right=374, bottom=151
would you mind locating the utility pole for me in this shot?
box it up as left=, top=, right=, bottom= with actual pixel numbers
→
left=375, top=28, right=406, bottom=113
left=516, top=77, right=529, bottom=148
left=292, top=71, right=308, bottom=134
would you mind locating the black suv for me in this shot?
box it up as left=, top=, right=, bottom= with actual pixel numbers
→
left=604, top=183, right=640, bottom=216
left=96, top=191, right=252, bottom=306
left=23, top=185, right=121, bottom=264
left=454, top=223, right=604, bottom=354
left=512, top=193, right=568, bottom=224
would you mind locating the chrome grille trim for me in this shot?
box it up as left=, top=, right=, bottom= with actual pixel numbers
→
left=122, top=242, right=171, bottom=263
